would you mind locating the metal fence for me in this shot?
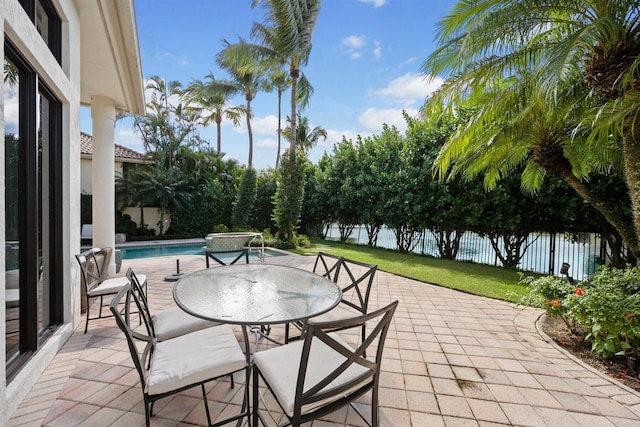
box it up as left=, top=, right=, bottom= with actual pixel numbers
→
left=325, top=225, right=606, bottom=282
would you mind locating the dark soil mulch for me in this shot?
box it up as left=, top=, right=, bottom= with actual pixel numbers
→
left=540, top=316, right=640, bottom=393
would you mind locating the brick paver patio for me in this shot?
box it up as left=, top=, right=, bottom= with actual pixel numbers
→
left=8, top=251, right=640, bottom=426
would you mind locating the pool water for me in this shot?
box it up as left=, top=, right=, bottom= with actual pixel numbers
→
left=120, top=244, right=278, bottom=261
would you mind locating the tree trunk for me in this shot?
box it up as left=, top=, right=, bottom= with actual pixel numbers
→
left=246, top=92, right=253, bottom=169
left=431, top=228, right=463, bottom=259
left=276, top=88, right=282, bottom=169
left=216, top=115, right=222, bottom=153
left=622, top=113, right=640, bottom=263
left=338, top=223, right=355, bottom=241
left=364, top=223, right=382, bottom=246
left=534, top=144, right=640, bottom=260
left=289, top=65, right=299, bottom=154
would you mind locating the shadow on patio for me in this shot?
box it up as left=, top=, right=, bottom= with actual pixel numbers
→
left=9, top=252, right=640, bottom=426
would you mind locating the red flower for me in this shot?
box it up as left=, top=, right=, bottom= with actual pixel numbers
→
left=546, top=299, right=561, bottom=307
left=575, top=287, right=585, bottom=297
left=625, top=313, right=635, bottom=322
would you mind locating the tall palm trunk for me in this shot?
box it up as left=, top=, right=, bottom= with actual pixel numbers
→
left=276, top=88, right=282, bottom=169
left=215, top=114, right=222, bottom=153
left=533, top=144, right=640, bottom=259
left=289, top=67, right=299, bottom=154
left=246, top=92, right=254, bottom=169
left=622, top=114, right=640, bottom=259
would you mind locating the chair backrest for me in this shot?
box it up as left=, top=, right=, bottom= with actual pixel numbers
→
left=335, top=258, right=377, bottom=315
left=75, top=249, right=103, bottom=293
left=312, top=252, right=343, bottom=282
left=125, top=267, right=156, bottom=335
left=110, top=283, right=155, bottom=391
left=294, top=300, right=398, bottom=419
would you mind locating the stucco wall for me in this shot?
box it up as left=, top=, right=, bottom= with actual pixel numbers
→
left=80, top=157, right=124, bottom=195
left=123, top=207, right=172, bottom=235
left=1, top=0, right=81, bottom=423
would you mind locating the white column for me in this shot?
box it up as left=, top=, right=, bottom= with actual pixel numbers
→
left=91, top=96, right=116, bottom=276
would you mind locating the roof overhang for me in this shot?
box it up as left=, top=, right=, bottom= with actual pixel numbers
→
left=75, top=0, right=145, bottom=115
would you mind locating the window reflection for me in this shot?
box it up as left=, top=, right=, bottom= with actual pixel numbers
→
left=38, top=91, right=51, bottom=333
left=4, top=58, right=21, bottom=364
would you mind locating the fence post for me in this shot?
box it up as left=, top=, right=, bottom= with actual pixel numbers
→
left=548, top=232, right=556, bottom=275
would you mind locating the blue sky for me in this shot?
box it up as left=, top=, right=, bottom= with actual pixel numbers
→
left=82, top=0, right=455, bottom=170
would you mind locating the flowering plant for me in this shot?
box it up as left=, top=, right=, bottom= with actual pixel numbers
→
left=519, top=274, right=576, bottom=331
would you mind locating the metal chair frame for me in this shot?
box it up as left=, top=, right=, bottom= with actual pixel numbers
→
left=286, top=254, right=377, bottom=350
left=75, top=248, right=129, bottom=333
left=110, top=284, right=250, bottom=427
left=253, top=300, right=398, bottom=427
left=285, top=252, right=343, bottom=343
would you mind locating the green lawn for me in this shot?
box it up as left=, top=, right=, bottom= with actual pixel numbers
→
left=293, top=238, right=536, bottom=303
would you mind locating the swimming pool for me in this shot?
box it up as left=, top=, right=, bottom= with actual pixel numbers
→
left=120, top=244, right=280, bottom=261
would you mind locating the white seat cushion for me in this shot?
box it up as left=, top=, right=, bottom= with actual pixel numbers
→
left=153, top=306, right=220, bottom=341
left=253, top=333, right=369, bottom=417
left=307, top=303, right=362, bottom=324
left=147, top=324, right=246, bottom=396
left=87, top=276, right=130, bottom=297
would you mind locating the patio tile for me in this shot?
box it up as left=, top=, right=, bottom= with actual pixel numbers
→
left=8, top=253, right=640, bottom=426
left=499, top=402, right=546, bottom=426
left=404, top=374, right=433, bottom=393
left=437, top=394, right=474, bottom=418
left=467, top=398, right=510, bottom=424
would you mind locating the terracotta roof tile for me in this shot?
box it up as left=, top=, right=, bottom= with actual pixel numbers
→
left=80, top=132, right=149, bottom=162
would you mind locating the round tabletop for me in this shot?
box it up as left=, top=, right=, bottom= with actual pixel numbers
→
left=173, top=264, right=342, bottom=325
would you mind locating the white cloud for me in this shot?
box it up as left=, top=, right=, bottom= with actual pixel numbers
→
left=357, top=0, right=388, bottom=7
left=251, top=114, right=279, bottom=135
left=229, top=114, right=279, bottom=136
left=115, top=127, right=145, bottom=154
left=399, top=56, right=418, bottom=68
left=3, top=86, right=19, bottom=133
left=342, top=35, right=366, bottom=49
left=256, top=137, right=278, bottom=149
left=373, top=41, right=382, bottom=59
left=341, top=35, right=366, bottom=59
left=358, top=107, right=419, bottom=133
left=142, top=77, right=183, bottom=115
left=371, top=73, right=444, bottom=105
left=306, top=128, right=375, bottom=165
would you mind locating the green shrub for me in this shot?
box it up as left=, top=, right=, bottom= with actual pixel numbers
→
left=519, top=274, right=576, bottom=331
left=523, top=266, right=640, bottom=373
left=569, top=266, right=640, bottom=361
left=292, top=233, right=311, bottom=249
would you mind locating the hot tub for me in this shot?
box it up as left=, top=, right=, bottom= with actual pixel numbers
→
left=204, top=232, right=264, bottom=266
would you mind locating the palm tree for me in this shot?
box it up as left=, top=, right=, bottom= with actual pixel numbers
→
left=135, top=76, right=202, bottom=168
left=184, top=73, right=245, bottom=154
left=251, top=0, right=321, bottom=155
left=430, top=71, right=638, bottom=257
left=422, top=0, right=640, bottom=258
left=263, top=68, right=291, bottom=168
left=283, top=115, right=327, bottom=154
left=216, top=38, right=268, bottom=169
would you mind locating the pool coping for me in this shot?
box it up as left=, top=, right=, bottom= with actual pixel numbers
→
left=110, top=239, right=293, bottom=260
left=114, top=238, right=206, bottom=249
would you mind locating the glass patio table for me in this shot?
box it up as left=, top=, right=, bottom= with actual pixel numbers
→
left=173, top=264, right=342, bottom=350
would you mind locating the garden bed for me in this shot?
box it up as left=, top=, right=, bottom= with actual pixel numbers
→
left=541, top=316, right=640, bottom=393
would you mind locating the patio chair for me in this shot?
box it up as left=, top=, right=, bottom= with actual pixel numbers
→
left=287, top=256, right=378, bottom=355
left=126, top=268, right=221, bottom=341
left=285, top=252, right=343, bottom=343
left=111, top=283, right=250, bottom=427
left=313, top=251, right=343, bottom=280
left=75, top=248, right=134, bottom=333
left=252, top=300, right=398, bottom=427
